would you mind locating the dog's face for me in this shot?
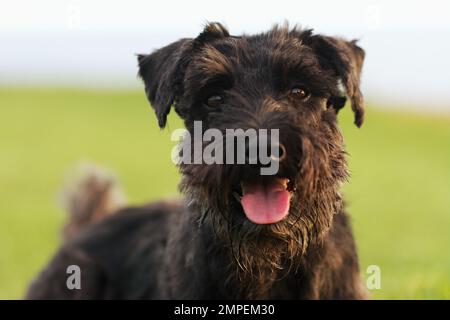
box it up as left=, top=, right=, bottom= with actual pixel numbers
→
left=138, top=23, right=365, bottom=272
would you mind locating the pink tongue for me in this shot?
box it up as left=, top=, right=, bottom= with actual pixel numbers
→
left=241, top=179, right=291, bottom=224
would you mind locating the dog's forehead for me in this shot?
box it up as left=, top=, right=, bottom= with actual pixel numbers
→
left=202, top=31, right=308, bottom=66
left=187, top=30, right=317, bottom=87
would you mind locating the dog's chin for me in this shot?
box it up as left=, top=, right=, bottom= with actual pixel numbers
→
left=233, top=176, right=294, bottom=225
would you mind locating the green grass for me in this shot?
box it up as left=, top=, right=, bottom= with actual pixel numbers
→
left=0, top=88, right=449, bottom=299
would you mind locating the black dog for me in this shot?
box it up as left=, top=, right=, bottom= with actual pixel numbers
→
left=27, top=23, right=368, bottom=299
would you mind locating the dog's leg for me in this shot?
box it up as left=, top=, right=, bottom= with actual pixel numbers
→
left=300, top=212, right=369, bottom=300
left=26, top=246, right=110, bottom=299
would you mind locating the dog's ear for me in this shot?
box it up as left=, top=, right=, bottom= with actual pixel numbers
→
left=137, top=22, right=229, bottom=128
left=137, top=39, right=193, bottom=128
left=307, top=35, right=365, bottom=127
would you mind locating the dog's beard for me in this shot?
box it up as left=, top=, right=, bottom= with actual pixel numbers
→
left=180, top=177, right=344, bottom=298
left=178, top=129, right=348, bottom=298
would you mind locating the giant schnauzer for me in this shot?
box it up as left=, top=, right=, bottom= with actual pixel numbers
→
left=27, top=23, right=368, bottom=299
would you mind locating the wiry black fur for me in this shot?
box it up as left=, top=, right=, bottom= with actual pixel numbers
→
left=27, top=23, right=368, bottom=299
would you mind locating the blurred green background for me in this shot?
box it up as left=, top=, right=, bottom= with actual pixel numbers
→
left=0, top=88, right=449, bottom=299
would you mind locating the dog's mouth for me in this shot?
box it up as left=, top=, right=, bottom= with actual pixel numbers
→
left=234, top=177, right=292, bottom=225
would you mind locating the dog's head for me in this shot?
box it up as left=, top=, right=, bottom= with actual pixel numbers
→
left=138, top=22, right=365, bottom=276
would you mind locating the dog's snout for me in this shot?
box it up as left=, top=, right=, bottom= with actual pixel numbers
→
left=244, top=141, right=287, bottom=164
left=270, top=143, right=287, bottom=162
left=244, top=140, right=258, bottom=164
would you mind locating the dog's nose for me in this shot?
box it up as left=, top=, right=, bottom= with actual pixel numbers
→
left=244, top=142, right=287, bottom=163
left=270, top=143, right=287, bottom=162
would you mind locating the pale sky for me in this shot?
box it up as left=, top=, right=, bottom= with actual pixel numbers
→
left=1, top=0, right=450, bottom=110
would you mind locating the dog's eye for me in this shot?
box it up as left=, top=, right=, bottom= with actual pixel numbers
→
left=290, top=87, right=310, bottom=100
left=206, top=95, right=224, bottom=108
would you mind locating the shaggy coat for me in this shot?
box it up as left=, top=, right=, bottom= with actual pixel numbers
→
left=27, top=23, right=368, bottom=299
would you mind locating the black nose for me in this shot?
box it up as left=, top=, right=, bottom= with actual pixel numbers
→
left=244, top=142, right=287, bottom=163
left=271, top=143, right=287, bottom=162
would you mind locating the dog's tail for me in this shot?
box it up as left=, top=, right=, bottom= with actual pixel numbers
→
left=59, top=163, right=126, bottom=241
